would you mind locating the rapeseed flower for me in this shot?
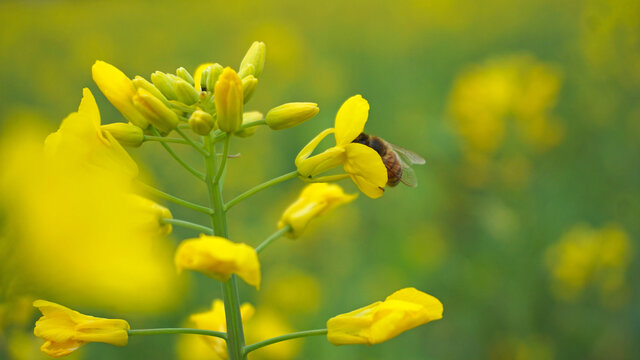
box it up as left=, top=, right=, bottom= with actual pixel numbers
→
left=295, top=95, right=387, bottom=198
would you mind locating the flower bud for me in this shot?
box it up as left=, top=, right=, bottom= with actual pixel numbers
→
left=133, top=88, right=180, bottom=133
left=189, top=109, right=215, bottom=135
left=151, top=71, right=178, bottom=100
left=127, top=195, right=173, bottom=237
left=278, top=183, right=357, bottom=238
left=205, top=63, right=224, bottom=92
left=92, top=61, right=149, bottom=129
left=242, top=75, right=258, bottom=104
left=238, top=41, right=266, bottom=78
left=214, top=67, right=244, bottom=133
left=235, top=111, right=263, bottom=138
left=101, top=122, right=144, bottom=147
left=266, top=102, right=319, bottom=130
left=175, top=78, right=200, bottom=105
left=132, top=76, right=168, bottom=103
left=176, top=67, right=195, bottom=85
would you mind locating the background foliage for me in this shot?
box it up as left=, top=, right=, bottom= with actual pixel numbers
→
left=1, top=0, right=638, bottom=359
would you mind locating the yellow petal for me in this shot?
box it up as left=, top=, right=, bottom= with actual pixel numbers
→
left=334, top=95, right=369, bottom=145
left=295, top=128, right=335, bottom=167
left=343, top=143, right=387, bottom=198
left=193, top=62, right=215, bottom=91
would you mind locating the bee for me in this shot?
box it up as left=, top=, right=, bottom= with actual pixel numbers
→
left=352, top=133, right=425, bottom=187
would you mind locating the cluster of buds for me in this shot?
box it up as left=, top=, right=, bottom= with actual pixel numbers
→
left=92, top=41, right=320, bottom=147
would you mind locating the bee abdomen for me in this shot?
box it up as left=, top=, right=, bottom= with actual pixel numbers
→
left=383, top=152, right=402, bottom=187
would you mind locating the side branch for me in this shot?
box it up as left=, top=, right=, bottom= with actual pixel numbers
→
left=243, top=329, right=328, bottom=355
left=225, top=170, right=299, bottom=211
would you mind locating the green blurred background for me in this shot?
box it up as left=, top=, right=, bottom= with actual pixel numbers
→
left=1, top=0, right=639, bottom=359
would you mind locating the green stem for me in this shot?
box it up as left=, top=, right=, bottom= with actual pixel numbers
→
left=225, top=171, right=299, bottom=211
left=243, top=329, right=328, bottom=355
left=214, top=136, right=231, bottom=184
left=175, top=127, right=208, bottom=156
left=162, top=218, right=213, bottom=235
left=151, top=127, right=205, bottom=181
left=143, top=135, right=190, bottom=145
left=128, top=328, right=226, bottom=339
left=203, top=134, right=246, bottom=360
left=136, top=182, right=213, bottom=215
left=255, top=225, right=291, bottom=254
left=213, top=119, right=267, bottom=142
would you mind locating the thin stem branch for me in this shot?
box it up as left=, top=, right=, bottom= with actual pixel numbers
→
left=213, top=119, right=266, bottom=142
left=255, top=225, right=291, bottom=254
left=143, top=135, right=190, bottom=145
left=151, top=127, right=205, bottom=181
left=162, top=218, right=213, bottom=235
left=243, top=329, right=328, bottom=355
left=136, top=182, right=213, bottom=215
left=175, top=127, right=209, bottom=156
left=225, top=171, right=299, bottom=211
left=214, top=136, right=231, bottom=184
left=128, top=328, right=226, bottom=340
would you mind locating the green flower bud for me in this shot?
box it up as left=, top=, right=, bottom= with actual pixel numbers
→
left=242, top=75, right=258, bottom=104
left=235, top=111, right=263, bottom=138
left=265, top=102, right=319, bottom=130
left=175, top=78, right=200, bottom=105
left=133, top=76, right=168, bottom=103
left=188, top=109, right=216, bottom=136
left=151, top=71, right=178, bottom=100
left=238, top=41, right=266, bottom=78
left=176, top=67, right=195, bottom=86
left=101, top=122, right=144, bottom=147
left=133, top=88, right=180, bottom=133
left=205, top=64, right=224, bottom=93
left=214, top=67, right=244, bottom=133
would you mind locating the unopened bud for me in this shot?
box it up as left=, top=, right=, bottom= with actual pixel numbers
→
left=175, top=78, right=200, bottom=105
left=133, top=88, right=180, bottom=133
left=151, top=71, right=178, bottom=100
left=176, top=67, right=195, bottom=86
left=235, top=111, right=263, bottom=138
left=238, top=41, right=266, bottom=78
left=205, top=64, right=224, bottom=93
left=214, top=67, right=244, bottom=133
left=101, top=122, right=144, bottom=147
left=133, top=76, right=168, bottom=103
left=265, top=102, right=319, bottom=130
left=189, top=109, right=216, bottom=135
left=242, top=76, right=258, bottom=104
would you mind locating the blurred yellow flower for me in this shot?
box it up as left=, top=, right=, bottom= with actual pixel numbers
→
left=545, top=223, right=632, bottom=302
left=327, top=287, right=443, bottom=345
left=215, top=67, right=244, bottom=132
left=262, top=268, right=322, bottom=315
left=125, top=195, right=173, bottom=237
left=33, top=300, right=129, bottom=358
left=175, top=235, right=261, bottom=289
left=295, top=95, right=388, bottom=198
left=245, top=308, right=300, bottom=360
left=92, top=60, right=149, bottom=129
left=278, top=183, right=356, bottom=238
left=189, top=300, right=254, bottom=359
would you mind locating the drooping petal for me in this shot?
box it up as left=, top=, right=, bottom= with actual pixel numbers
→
left=343, top=143, right=387, bottom=198
left=334, top=95, right=369, bottom=145
left=295, top=128, right=335, bottom=166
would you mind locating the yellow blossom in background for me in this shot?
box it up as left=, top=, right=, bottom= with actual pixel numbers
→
left=545, top=223, right=632, bottom=303
left=278, top=183, right=357, bottom=238
left=327, top=287, right=443, bottom=345
left=295, top=95, right=388, bottom=198
left=245, top=308, right=300, bottom=360
left=262, top=268, right=322, bottom=315
left=92, top=60, right=149, bottom=129
left=175, top=235, right=261, bottom=289
left=189, top=300, right=255, bottom=359
left=0, top=94, right=180, bottom=314
left=33, top=300, right=129, bottom=358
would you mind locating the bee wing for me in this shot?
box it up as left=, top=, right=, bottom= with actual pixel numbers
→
left=389, top=143, right=426, bottom=165
left=398, top=157, right=419, bottom=188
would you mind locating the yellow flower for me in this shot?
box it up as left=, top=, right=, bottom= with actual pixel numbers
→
left=92, top=60, right=149, bottom=129
left=175, top=235, right=261, bottom=289
left=126, top=195, right=173, bottom=237
left=278, top=183, right=357, bottom=238
left=44, top=88, right=138, bottom=180
left=214, top=67, right=244, bottom=132
left=295, top=95, right=387, bottom=198
left=189, top=300, right=254, bottom=359
left=327, top=287, right=443, bottom=345
left=33, top=300, right=129, bottom=357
